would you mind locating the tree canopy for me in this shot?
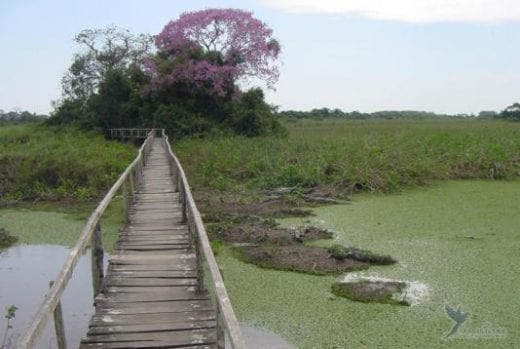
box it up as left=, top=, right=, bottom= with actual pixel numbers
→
left=150, top=9, right=281, bottom=97
left=499, top=102, right=520, bottom=121
left=50, top=9, right=283, bottom=137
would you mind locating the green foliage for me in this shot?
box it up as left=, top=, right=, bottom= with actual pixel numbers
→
left=0, top=123, right=135, bottom=201
left=229, top=88, right=285, bottom=137
left=499, top=102, right=520, bottom=121
left=51, top=25, right=284, bottom=139
left=174, top=119, right=520, bottom=194
left=1, top=305, right=18, bottom=349
left=210, top=239, right=223, bottom=256
left=327, top=244, right=396, bottom=265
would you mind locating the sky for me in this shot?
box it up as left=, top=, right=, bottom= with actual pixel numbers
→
left=1, top=0, right=520, bottom=115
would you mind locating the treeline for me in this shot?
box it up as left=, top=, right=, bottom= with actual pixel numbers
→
left=0, top=110, right=48, bottom=123
left=279, top=106, right=520, bottom=121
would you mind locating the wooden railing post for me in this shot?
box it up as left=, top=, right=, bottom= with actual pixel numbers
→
left=194, top=230, right=205, bottom=293
left=129, top=168, right=135, bottom=195
left=49, top=281, right=67, bottom=349
left=122, top=179, right=129, bottom=223
left=216, top=305, right=225, bottom=349
left=91, top=222, right=104, bottom=298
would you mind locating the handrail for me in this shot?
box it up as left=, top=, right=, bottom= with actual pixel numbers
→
left=161, top=129, right=247, bottom=349
left=17, top=130, right=156, bottom=348
left=108, top=128, right=162, bottom=139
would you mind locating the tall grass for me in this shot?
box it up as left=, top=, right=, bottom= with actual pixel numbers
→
left=174, top=119, right=520, bottom=194
left=0, top=123, right=136, bottom=201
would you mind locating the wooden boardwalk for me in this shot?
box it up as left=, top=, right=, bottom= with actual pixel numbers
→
left=80, top=138, right=217, bottom=348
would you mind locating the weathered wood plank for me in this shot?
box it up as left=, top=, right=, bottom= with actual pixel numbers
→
left=108, top=270, right=197, bottom=278
left=95, top=300, right=214, bottom=315
left=81, top=342, right=216, bottom=349
left=104, top=277, right=196, bottom=287
left=95, top=291, right=206, bottom=303
left=90, top=310, right=215, bottom=325
left=108, top=264, right=197, bottom=272
left=87, top=320, right=216, bottom=335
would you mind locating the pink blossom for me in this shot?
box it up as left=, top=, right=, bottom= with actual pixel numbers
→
left=150, top=8, right=281, bottom=96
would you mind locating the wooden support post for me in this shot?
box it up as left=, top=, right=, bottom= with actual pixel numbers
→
left=91, top=222, right=104, bottom=298
left=49, top=281, right=67, bottom=349
left=122, top=179, right=129, bottom=223
left=179, top=185, right=187, bottom=223
left=216, top=305, right=225, bottom=349
left=128, top=169, right=135, bottom=196
left=194, top=232, right=205, bottom=293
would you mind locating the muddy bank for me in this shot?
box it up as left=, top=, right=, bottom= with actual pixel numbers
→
left=235, top=244, right=368, bottom=274
left=332, top=280, right=409, bottom=306
left=0, top=227, right=18, bottom=248
left=199, top=189, right=396, bottom=275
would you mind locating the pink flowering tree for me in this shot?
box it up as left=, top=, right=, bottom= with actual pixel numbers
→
left=149, top=8, right=281, bottom=96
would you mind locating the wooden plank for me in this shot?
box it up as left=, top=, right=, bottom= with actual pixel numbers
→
left=109, top=264, right=196, bottom=272
left=113, top=245, right=190, bottom=251
left=116, top=236, right=190, bottom=242
left=87, top=320, right=216, bottom=335
left=104, top=286, right=200, bottom=293
left=81, top=341, right=216, bottom=349
left=95, top=290, right=208, bottom=303
left=104, top=277, right=196, bottom=287
left=108, top=270, right=197, bottom=277
left=90, top=310, right=215, bottom=325
left=95, top=300, right=214, bottom=315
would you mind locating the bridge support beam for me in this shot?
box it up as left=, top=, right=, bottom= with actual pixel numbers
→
left=90, top=222, right=104, bottom=298
left=49, top=281, right=67, bottom=349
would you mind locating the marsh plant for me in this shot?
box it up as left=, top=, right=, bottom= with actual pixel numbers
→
left=1, top=305, right=18, bottom=349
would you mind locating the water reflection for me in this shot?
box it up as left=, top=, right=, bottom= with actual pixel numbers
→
left=0, top=245, right=95, bottom=348
left=241, top=324, right=296, bottom=349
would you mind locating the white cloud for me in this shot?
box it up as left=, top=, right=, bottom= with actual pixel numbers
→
left=258, top=0, right=520, bottom=23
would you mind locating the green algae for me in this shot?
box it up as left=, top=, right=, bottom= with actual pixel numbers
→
left=217, top=180, right=520, bottom=348
left=0, top=199, right=125, bottom=251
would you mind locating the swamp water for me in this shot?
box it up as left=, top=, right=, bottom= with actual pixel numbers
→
left=0, top=209, right=292, bottom=348
left=217, top=180, right=519, bottom=348
left=0, top=209, right=95, bottom=348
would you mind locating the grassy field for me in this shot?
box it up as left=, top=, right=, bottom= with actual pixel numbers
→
left=174, top=119, right=520, bottom=194
left=0, top=123, right=136, bottom=201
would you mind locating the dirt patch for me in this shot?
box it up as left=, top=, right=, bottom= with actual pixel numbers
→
left=196, top=188, right=396, bottom=277
left=210, top=223, right=333, bottom=246
left=331, top=280, right=409, bottom=305
left=0, top=227, right=18, bottom=249
left=195, top=187, right=344, bottom=223
left=235, top=245, right=368, bottom=275
left=328, top=244, right=397, bottom=265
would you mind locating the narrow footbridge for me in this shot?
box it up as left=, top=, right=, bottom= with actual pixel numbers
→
left=19, top=130, right=246, bottom=348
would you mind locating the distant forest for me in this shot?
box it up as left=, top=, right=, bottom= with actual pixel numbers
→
left=278, top=108, right=501, bottom=120
left=0, top=109, right=48, bottom=123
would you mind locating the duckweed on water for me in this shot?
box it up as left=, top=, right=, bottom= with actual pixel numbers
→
left=218, top=180, right=520, bottom=348
left=0, top=198, right=125, bottom=251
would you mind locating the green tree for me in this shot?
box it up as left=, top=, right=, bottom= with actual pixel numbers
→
left=499, top=103, right=520, bottom=121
